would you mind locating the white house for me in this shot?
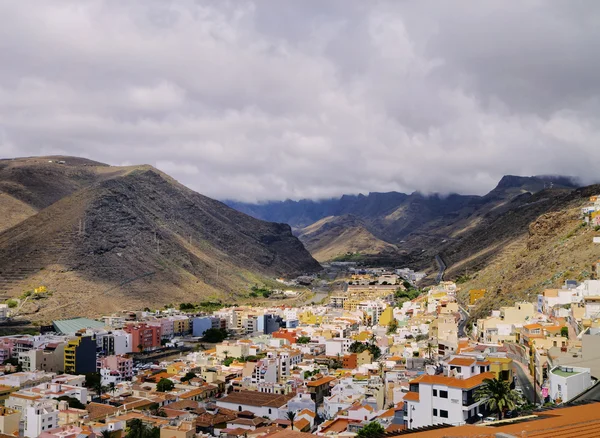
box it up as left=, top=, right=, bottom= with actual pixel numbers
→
left=548, top=365, right=593, bottom=403
left=24, top=400, right=58, bottom=437
left=216, top=390, right=294, bottom=421
left=403, top=371, right=495, bottom=429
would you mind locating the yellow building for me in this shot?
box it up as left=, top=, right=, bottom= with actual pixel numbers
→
left=356, top=350, right=373, bottom=366
left=160, top=420, right=195, bottom=438
left=0, top=386, right=16, bottom=403
left=469, top=289, right=486, bottom=305
left=0, top=407, right=20, bottom=436
left=488, top=357, right=513, bottom=382
left=378, top=307, right=394, bottom=327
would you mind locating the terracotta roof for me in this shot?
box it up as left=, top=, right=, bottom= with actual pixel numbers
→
left=294, top=417, right=310, bottom=431
left=404, top=402, right=600, bottom=437
left=86, top=402, right=118, bottom=421
left=410, top=372, right=496, bottom=389
left=306, top=376, right=336, bottom=387
left=448, top=357, right=476, bottom=366
left=218, top=390, right=294, bottom=408
left=403, top=391, right=419, bottom=402
left=298, top=408, right=315, bottom=418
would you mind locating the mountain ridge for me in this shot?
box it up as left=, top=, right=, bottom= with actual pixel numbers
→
left=0, top=157, right=321, bottom=320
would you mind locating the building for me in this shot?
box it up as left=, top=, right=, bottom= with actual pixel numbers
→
left=97, top=355, right=133, bottom=384
left=64, top=334, right=97, bottom=374
left=192, top=317, right=213, bottom=337
left=403, top=371, right=495, bottom=429
left=24, top=400, right=58, bottom=438
left=160, top=420, right=195, bottom=438
left=0, top=406, right=20, bottom=435
left=306, top=376, right=336, bottom=405
left=124, top=323, right=162, bottom=352
left=19, top=342, right=66, bottom=373
left=216, top=390, right=295, bottom=420
left=98, top=330, right=132, bottom=355
left=548, top=365, right=593, bottom=403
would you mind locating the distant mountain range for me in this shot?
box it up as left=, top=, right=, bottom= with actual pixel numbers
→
left=0, top=157, right=320, bottom=320
left=227, top=175, right=581, bottom=262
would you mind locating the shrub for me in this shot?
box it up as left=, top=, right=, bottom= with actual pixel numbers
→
left=6, top=300, right=17, bottom=308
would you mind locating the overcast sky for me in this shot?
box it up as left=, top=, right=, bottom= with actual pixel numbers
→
left=1, top=1, right=599, bottom=202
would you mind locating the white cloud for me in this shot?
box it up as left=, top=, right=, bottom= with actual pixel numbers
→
left=0, top=1, right=599, bottom=202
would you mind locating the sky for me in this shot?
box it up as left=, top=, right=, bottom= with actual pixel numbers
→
left=1, top=1, right=599, bottom=202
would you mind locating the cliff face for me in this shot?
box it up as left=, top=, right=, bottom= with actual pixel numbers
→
left=0, top=158, right=320, bottom=320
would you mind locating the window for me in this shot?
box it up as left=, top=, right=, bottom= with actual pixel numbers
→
left=433, top=409, right=438, bottom=416
left=433, top=389, right=438, bottom=396
left=471, top=366, right=475, bottom=373
left=439, top=390, right=448, bottom=399
left=440, top=410, right=449, bottom=418
left=269, top=408, right=272, bottom=414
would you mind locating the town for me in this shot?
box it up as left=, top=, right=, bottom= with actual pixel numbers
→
left=0, top=241, right=599, bottom=438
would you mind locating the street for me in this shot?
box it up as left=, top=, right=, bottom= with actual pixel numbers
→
left=513, top=362, right=537, bottom=404
left=458, top=306, right=469, bottom=337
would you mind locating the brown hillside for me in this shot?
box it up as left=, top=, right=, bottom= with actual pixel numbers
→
left=454, top=185, right=600, bottom=320
left=297, top=215, right=398, bottom=262
left=0, top=164, right=320, bottom=321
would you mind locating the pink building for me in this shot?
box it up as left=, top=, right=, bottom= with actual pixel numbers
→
left=97, top=355, right=133, bottom=380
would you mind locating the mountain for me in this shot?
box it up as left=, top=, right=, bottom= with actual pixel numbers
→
left=297, top=215, right=399, bottom=262
left=0, top=157, right=321, bottom=321
left=228, top=175, right=579, bottom=262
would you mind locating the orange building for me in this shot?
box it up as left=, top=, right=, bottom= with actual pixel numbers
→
left=469, top=289, right=486, bottom=305
left=124, top=323, right=162, bottom=351
left=342, top=354, right=357, bottom=369
left=272, top=329, right=297, bottom=344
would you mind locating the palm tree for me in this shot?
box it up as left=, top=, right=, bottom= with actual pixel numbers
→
left=94, top=382, right=108, bottom=402
left=108, top=381, right=116, bottom=396
left=475, top=377, right=519, bottom=420
left=286, top=411, right=297, bottom=430
left=369, top=333, right=377, bottom=345
left=100, top=430, right=111, bottom=438
left=223, top=350, right=229, bottom=359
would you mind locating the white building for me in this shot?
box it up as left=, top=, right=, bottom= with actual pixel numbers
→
left=325, top=338, right=352, bottom=357
left=548, top=365, right=593, bottom=403
left=403, top=370, right=494, bottom=429
left=24, top=400, right=58, bottom=437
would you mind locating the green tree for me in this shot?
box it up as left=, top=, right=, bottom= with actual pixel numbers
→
left=296, top=336, right=311, bottom=344
left=387, top=320, right=398, bottom=334
left=57, top=395, right=85, bottom=410
left=137, top=344, right=144, bottom=354
left=560, top=326, right=569, bottom=338
left=181, top=371, right=197, bottom=382
left=356, top=421, right=385, bottom=438
left=156, top=378, right=174, bottom=392
left=202, top=328, right=228, bottom=343
left=475, top=378, right=519, bottom=420
left=223, top=357, right=234, bottom=366
left=108, top=381, right=116, bottom=396
left=94, top=382, right=108, bottom=401
left=6, top=299, right=17, bottom=308
left=286, top=411, right=297, bottom=430
left=100, top=430, right=112, bottom=438
left=348, top=341, right=368, bottom=354
left=84, top=372, right=101, bottom=389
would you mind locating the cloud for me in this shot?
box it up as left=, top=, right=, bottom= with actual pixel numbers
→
left=0, top=1, right=599, bottom=202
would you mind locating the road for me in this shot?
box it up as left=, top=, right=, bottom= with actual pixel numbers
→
left=513, top=362, right=537, bottom=404
left=457, top=306, right=469, bottom=337
left=434, top=254, right=446, bottom=284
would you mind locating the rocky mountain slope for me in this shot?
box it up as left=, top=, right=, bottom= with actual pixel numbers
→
left=455, top=184, right=600, bottom=321
left=229, top=175, right=579, bottom=263
left=0, top=157, right=320, bottom=320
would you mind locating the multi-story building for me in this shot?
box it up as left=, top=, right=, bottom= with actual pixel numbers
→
left=192, top=317, right=213, bottom=337
left=64, top=334, right=96, bottom=374
left=19, top=342, right=66, bottom=373
left=171, top=315, right=190, bottom=336
left=403, top=368, right=495, bottom=429
left=24, top=400, right=58, bottom=438
left=0, top=406, right=20, bottom=436
left=124, top=323, right=161, bottom=352
left=97, top=330, right=132, bottom=355
left=97, top=355, right=133, bottom=384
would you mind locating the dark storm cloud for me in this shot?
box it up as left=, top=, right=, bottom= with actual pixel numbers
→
left=0, top=1, right=598, bottom=201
